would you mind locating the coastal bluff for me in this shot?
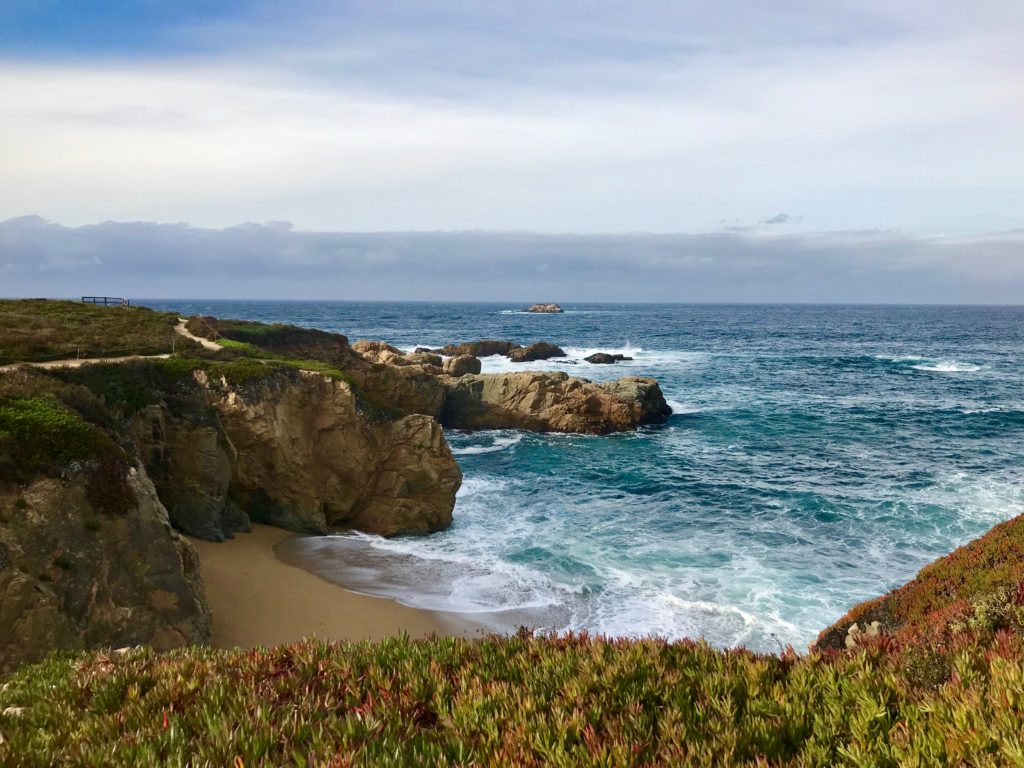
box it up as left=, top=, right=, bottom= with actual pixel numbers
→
left=0, top=301, right=670, bottom=667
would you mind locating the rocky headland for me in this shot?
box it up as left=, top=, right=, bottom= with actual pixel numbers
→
left=0, top=302, right=670, bottom=667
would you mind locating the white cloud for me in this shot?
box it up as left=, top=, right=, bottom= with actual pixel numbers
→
left=0, top=2, right=1021, bottom=237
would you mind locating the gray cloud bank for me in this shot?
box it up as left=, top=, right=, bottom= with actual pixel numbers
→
left=1, top=216, right=1021, bottom=304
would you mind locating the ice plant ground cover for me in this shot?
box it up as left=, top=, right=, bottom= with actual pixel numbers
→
left=2, top=625, right=1024, bottom=767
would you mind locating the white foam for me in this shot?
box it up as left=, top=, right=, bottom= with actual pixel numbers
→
left=451, top=434, right=524, bottom=456
left=667, top=399, right=701, bottom=414
left=912, top=360, right=983, bottom=373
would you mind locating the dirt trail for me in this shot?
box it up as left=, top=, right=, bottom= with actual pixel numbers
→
left=0, top=318, right=222, bottom=372
left=174, top=318, right=222, bottom=351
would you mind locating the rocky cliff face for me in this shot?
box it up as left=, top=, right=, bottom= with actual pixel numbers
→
left=0, top=466, right=210, bottom=673
left=210, top=369, right=461, bottom=536
left=127, top=365, right=462, bottom=540
left=442, top=372, right=671, bottom=434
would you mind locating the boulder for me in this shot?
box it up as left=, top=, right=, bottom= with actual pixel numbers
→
left=442, top=372, right=671, bottom=434
left=584, top=353, right=633, bottom=365
left=444, top=354, right=482, bottom=377
left=506, top=342, right=567, bottom=363
left=406, top=351, right=443, bottom=368
left=526, top=303, right=563, bottom=313
left=0, top=467, right=211, bottom=673
left=352, top=340, right=406, bottom=366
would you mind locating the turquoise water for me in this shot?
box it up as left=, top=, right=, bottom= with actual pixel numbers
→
left=147, top=301, right=1024, bottom=650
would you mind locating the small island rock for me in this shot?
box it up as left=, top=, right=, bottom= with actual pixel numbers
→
left=507, top=342, right=567, bottom=362
left=584, top=353, right=633, bottom=365
left=526, top=303, right=563, bottom=313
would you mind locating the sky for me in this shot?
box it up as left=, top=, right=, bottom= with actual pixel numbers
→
left=1, top=1, right=1022, bottom=301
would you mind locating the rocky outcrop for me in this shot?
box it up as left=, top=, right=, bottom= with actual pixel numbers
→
left=526, top=303, right=563, bottom=313
left=585, top=353, right=633, bottom=364
left=0, top=466, right=211, bottom=673
left=442, top=372, right=671, bottom=434
left=431, top=340, right=522, bottom=358
left=507, top=342, right=567, bottom=363
left=208, top=369, right=461, bottom=537
left=444, top=355, right=482, bottom=377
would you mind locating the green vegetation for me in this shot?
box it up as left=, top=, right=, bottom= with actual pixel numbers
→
left=2, top=631, right=1024, bottom=767
left=214, top=338, right=354, bottom=384
left=0, top=300, right=189, bottom=364
left=0, top=396, right=105, bottom=478
left=816, top=513, right=1024, bottom=649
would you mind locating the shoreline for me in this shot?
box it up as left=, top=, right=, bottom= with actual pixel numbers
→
left=190, top=524, right=482, bottom=649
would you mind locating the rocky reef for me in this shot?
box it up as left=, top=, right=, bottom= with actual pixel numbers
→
left=525, top=303, right=563, bottom=313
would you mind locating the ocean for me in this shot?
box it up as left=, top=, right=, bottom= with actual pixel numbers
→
left=145, top=301, right=1024, bottom=651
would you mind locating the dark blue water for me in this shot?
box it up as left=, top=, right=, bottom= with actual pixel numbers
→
left=147, top=301, right=1024, bottom=650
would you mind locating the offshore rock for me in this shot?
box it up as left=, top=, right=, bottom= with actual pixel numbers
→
left=0, top=467, right=211, bottom=672
left=585, top=353, right=633, bottom=364
left=526, top=303, right=564, bottom=313
left=507, top=342, right=567, bottom=363
left=432, top=340, right=522, bottom=358
left=442, top=372, right=671, bottom=434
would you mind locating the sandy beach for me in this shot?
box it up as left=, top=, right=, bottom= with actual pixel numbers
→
left=191, top=524, right=477, bottom=649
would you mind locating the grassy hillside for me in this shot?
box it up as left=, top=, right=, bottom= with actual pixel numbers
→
left=2, top=632, right=1024, bottom=767
left=0, top=300, right=183, bottom=364
left=816, top=513, right=1024, bottom=650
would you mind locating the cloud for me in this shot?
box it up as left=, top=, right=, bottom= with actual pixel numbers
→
left=1, top=217, right=1021, bottom=304
left=763, top=214, right=791, bottom=225
left=0, top=2, right=1022, bottom=234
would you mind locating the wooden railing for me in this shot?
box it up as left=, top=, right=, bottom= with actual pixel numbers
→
left=82, top=296, right=130, bottom=307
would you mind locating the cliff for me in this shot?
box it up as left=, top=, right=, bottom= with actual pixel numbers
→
left=1, top=352, right=461, bottom=667
left=0, top=377, right=211, bottom=672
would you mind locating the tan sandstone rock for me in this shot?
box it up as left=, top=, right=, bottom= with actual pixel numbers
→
left=443, top=355, right=482, bottom=377
left=441, top=371, right=671, bottom=434
left=209, top=369, right=461, bottom=536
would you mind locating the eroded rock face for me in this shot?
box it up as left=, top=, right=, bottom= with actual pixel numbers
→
left=131, top=404, right=247, bottom=542
left=442, top=372, right=671, bottom=434
left=209, top=370, right=461, bottom=536
left=0, top=467, right=211, bottom=673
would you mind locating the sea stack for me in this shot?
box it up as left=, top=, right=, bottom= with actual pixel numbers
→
left=526, top=303, right=563, bottom=313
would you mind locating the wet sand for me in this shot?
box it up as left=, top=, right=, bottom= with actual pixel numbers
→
left=191, top=524, right=478, bottom=649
